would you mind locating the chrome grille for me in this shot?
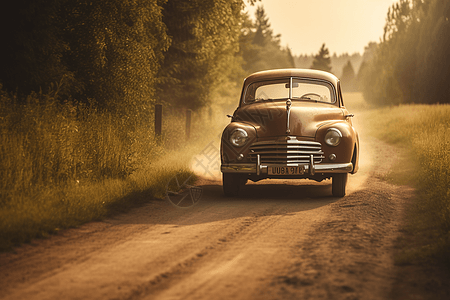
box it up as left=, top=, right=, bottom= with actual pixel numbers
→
left=249, top=140, right=324, bottom=164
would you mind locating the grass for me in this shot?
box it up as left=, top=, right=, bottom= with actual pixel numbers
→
left=0, top=85, right=232, bottom=251
left=0, top=162, right=196, bottom=250
left=345, top=93, right=450, bottom=267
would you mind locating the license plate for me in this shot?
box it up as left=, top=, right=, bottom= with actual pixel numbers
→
left=268, top=166, right=305, bottom=175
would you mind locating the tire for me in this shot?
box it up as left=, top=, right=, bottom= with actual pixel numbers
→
left=332, top=173, right=348, bottom=197
left=223, top=173, right=241, bottom=197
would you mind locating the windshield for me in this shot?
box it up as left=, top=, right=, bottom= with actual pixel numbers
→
left=244, top=78, right=335, bottom=104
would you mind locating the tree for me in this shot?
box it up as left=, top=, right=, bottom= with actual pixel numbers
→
left=310, top=44, right=332, bottom=72
left=413, top=0, right=450, bottom=103
left=64, top=0, right=171, bottom=116
left=359, top=0, right=450, bottom=106
left=356, top=42, right=377, bottom=93
left=0, top=0, right=75, bottom=97
left=238, top=5, right=295, bottom=75
left=286, top=47, right=296, bottom=69
left=156, top=0, right=243, bottom=109
left=0, top=0, right=265, bottom=113
left=340, top=60, right=356, bottom=92
left=252, top=5, right=273, bottom=46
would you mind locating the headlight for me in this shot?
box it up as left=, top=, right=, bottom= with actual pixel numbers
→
left=229, top=128, right=248, bottom=147
left=324, top=128, right=342, bottom=146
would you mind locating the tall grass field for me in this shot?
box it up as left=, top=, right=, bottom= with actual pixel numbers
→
left=345, top=92, right=450, bottom=266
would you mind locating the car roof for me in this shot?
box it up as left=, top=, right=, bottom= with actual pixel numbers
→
left=243, top=68, right=339, bottom=86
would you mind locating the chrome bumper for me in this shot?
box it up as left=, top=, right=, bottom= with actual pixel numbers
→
left=221, top=154, right=353, bottom=175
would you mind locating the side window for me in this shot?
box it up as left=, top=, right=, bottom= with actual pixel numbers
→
left=338, top=82, right=344, bottom=107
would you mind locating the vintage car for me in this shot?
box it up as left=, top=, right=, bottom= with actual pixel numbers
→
left=220, top=69, right=359, bottom=197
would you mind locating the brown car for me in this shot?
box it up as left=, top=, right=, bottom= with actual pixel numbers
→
left=220, top=69, right=359, bottom=197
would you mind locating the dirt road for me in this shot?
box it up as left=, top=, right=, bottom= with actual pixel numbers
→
left=0, top=115, right=430, bottom=300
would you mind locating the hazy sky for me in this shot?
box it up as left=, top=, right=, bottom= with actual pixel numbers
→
left=245, top=0, right=398, bottom=55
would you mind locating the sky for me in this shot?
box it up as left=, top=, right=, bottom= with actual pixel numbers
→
left=245, top=0, right=398, bottom=56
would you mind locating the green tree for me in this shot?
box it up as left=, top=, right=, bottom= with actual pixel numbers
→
left=0, top=0, right=263, bottom=113
left=356, top=42, right=377, bottom=94
left=238, top=5, right=295, bottom=75
left=0, top=0, right=75, bottom=97
left=64, top=0, right=171, bottom=117
left=156, top=0, right=243, bottom=109
left=238, top=11, right=261, bottom=74
left=340, top=60, right=356, bottom=92
left=286, top=47, right=296, bottom=69
left=358, top=0, right=450, bottom=105
left=358, top=0, right=450, bottom=106
left=359, top=0, right=416, bottom=105
left=252, top=5, right=273, bottom=46
left=310, top=44, right=332, bottom=72
left=413, top=0, right=450, bottom=103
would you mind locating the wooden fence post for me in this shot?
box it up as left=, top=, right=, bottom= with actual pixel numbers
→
left=186, top=109, right=192, bottom=140
left=155, top=104, right=162, bottom=138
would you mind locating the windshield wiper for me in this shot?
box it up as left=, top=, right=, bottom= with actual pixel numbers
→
left=292, top=96, right=318, bottom=102
left=252, top=97, right=288, bottom=102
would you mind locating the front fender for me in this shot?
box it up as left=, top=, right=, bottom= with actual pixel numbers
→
left=351, top=132, right=359, bottom=174
left=315, top=121, right=358, bottom=165
left=221, top=122, right=257, bottom=164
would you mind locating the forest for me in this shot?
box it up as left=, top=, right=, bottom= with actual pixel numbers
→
left=359, top=0, right=450, bottom=106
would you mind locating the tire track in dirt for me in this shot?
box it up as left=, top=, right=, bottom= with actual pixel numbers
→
left=141, top=199, right=333, bottom=300
left=263, top=182, right=414, bottom=300
left=1, top=192, right=331, bottom=300
left=125, top=207, right=283, bottom=300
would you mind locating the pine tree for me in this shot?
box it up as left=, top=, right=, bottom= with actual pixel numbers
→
left=310, top=43, right=332, bottom=72
left=0, top=0, right=73, bottom=97
left=286, top=47, right=296, bottom=68
left=340, top=60, right=356, bottom=92
left=156, top=0, right=243, bottom=109
left=252, top=6, right=272, bottom=46
left=239, top=5, right=296, bottom=74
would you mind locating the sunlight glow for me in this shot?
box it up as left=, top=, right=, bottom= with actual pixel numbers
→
left=245, top=0, right=398, bottom=55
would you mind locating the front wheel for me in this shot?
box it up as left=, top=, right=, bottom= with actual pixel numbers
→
left=332, top=173, right=348, bottom=197
left=223, top=173, right=241, bottom=197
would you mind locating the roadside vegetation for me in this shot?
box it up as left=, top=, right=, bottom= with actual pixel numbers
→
left=353, top=97, right=450, bottom=267
left=0, top=85, right=230, bottom=250
left=358, top=0, right=450, bottom=106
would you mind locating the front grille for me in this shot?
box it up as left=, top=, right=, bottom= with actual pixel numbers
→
left=249, top=140, right=324, bottom=164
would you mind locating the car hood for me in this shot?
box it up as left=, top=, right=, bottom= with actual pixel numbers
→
left=235, top=101, right=344, bottom=138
